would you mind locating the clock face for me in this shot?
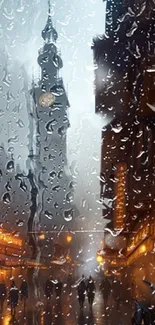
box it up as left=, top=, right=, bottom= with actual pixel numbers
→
left=39, top=92, right=55, bottom=107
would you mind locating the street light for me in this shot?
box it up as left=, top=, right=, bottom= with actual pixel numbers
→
left=66, top=234, right=72, bottom=243
left=39, top=233, right=45, bottom=240
left=96, top=254, right=104, bottom=264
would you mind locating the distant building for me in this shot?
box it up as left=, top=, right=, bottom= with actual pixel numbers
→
left=92, top=0, right=155, bottom=291
left=26, top=1, right=79, bottom=262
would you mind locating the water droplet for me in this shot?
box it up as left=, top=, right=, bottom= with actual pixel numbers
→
left=52, top=54, right=63, bottom=69
left=54, top=202, right=59, bottom=209
left=63, top=208, right=73, bottom=222
left=16, top=119, right=25, bottom=128
left=8, top=147, right=14, bottom=153
left=58, top=126, right=66, bottom=136
left=6, top=160, right=14, bottom=172
left=78, top=215, right=85, bottom=221
left=51, top=85, right=64, bottom=97
left=16, top=219, right=24, bottom=227
left=134, top=202, right=143, bottom=209
left=45, top=210, right=53, bottom=220
left=92, top=153, right=99, bottom=162
left=5, top=181, right=12, bottom=191
left=52, top=185, right=60, bottom=192
left=66, top=192, right=73, bottom=203
left=0, top=109, right=4, bottom=117
left=20, top=180, right=27, bottom=192
left=58, top=171, right=63, bottom=179
left=8, top=135, right=19, bottom=144
left=49, top=171, right=57, bottom=179
left=69, top=181, right=77, bottom=189
left=111, top=125, right=123, bottom=133
left=81, top=199, right=86, bottom=208
left=2, top=192, right=11, bottom=204
left=46, top=120, right=54, bottom=134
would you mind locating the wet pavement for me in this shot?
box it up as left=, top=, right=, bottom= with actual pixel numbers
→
left=0, top=290, right=133, bottom=325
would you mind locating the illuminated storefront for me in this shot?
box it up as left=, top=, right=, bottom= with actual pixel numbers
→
left=114, top=163, right=127, bottom=230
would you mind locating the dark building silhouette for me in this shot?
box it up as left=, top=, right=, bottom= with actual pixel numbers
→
left=92, top=0, right=155, bottom=288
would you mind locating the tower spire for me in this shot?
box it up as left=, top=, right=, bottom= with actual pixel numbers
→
left=41, top=0, right=58, bottom=43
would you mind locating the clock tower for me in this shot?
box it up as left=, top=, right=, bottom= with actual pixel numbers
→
left=29, top=1, right=76, bottom=231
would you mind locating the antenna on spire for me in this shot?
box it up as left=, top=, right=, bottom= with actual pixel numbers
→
left=48, top=0, right=51, bottom=15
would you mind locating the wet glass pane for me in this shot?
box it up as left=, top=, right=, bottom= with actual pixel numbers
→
left=0, top=0, right=154, bottom=324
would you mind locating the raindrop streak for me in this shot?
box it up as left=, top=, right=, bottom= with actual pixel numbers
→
left=2, top=192, right=11, bottom=204
left=104, top=227, right=123, bottom=237
left=126, top=22, right=138, bottom=37
left=136, top=151, right=145, bottom=158
left=146, top=103, right=155, bottom=112
left=63, top=208, right=73, bottom=222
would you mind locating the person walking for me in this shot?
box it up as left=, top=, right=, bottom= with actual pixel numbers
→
left=86, top=276, right=95, bottom=308
left=9, top=280, right=19, bottom=316
left=55, top=279, right=63, bottom=298
left=20, top=279, right=28, bottom=310
left=45, top=278, right=54, bottom=301
left=112, top=278, right=121, bottom=310
left=77, top=275, right=86, bottom=309
left=100, top=277, right=111, bottom=308
left=67, top=274, right=73, bottom=294
left=0, top=281, right=6, bottom=313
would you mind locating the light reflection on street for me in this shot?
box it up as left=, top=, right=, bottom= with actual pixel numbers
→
left=40, top=309, right=44, bottom=325
left=2, top=313, right=11, bottom=325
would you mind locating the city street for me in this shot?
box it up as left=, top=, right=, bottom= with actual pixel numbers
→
left=0, top=289, right=133, bottom=325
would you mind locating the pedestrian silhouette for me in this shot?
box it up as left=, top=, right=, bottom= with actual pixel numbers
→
left=86, top=276, right=95, bottom=308
left=77, top=275, right=86, bottom=309
left=0, top=280, right=6, bottom=313
left=67, top=273, right=73, bottom=294
left=45, top=278, right=54, bottom=301
left=100, top=277, right=111, bottom=308
left=112, top=278, right=121, bottom=310
left=9, top=280, right=19, bottom=316
left=55, top=279, right=63, bottom=298
left=20, top=279, right=28, bottom=310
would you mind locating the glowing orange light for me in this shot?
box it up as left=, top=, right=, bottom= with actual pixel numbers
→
left=66, top=234, right=72, bottom=243
left=39, top=233, right=45, bottom=240
left=140, top=244, right=146, bottom=254
left=3, top=314, right=11, bottom=325
left=96, top=254, right=104, bottom=264
left=66, top=255, right=71, bottom=261
left=0, top=230, right=22, bottom=247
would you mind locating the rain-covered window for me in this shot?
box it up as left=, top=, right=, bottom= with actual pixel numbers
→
left=0, top=0, right=154, bottom=324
